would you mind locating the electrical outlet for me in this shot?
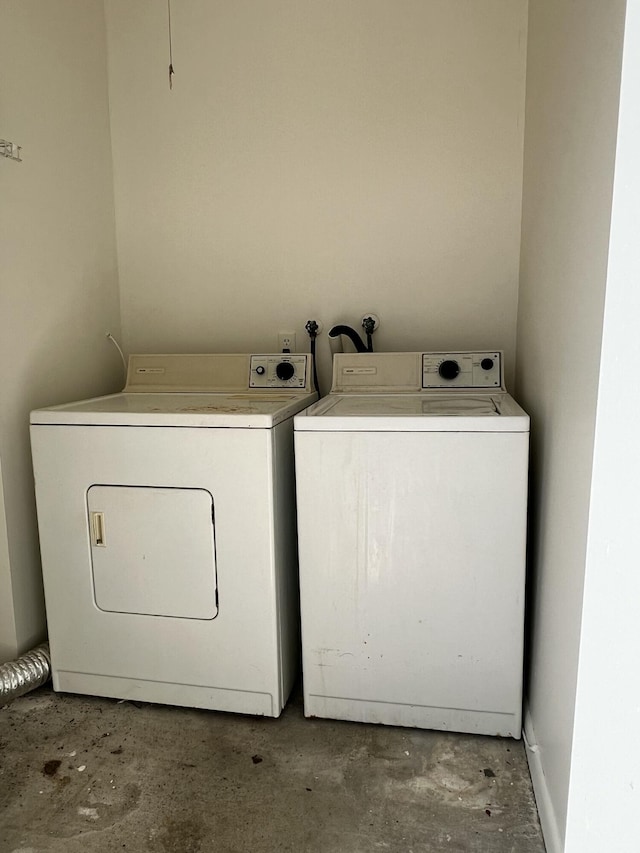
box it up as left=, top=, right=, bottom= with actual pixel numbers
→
left=278, top=331, right=296, bottom=352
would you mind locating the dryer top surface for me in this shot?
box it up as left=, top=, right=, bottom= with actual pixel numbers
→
left=31, top=390, right=318, bottom=428
left=31, top=352, right=317, bottom=427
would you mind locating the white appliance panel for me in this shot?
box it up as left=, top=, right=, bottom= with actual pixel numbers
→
left=295, top=429, right=528, bottom=736
left=31, top=422, right=298, bottom=716
left=30, top=352, right=316, bottom=717
left=87, top=485, right=217, bottom=619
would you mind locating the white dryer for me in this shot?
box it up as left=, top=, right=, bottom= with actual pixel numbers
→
left=294, top=351, right=529, bottom=737
left=30, top=353, right=317, bottom=717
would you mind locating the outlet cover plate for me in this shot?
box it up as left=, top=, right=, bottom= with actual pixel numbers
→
left=278, top=331, right=296, bottom=352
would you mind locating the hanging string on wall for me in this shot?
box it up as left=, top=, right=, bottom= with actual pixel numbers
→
left=167, top=0, right=175, bottom=89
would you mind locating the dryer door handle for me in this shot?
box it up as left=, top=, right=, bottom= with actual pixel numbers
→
left=91, top=511, right=106, bottom=547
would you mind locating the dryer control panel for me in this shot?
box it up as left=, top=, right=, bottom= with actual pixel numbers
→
left=249, top=354, right=309, bottom=388
left=123, top=353, right=313, bottom=393
left=422, top=352, right=502, bottom=389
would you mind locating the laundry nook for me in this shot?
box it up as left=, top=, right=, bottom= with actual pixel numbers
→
left=2, top=2, right=639, bottom=852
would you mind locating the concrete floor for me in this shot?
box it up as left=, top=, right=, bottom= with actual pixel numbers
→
left=0, top=685, right=545, bottom=853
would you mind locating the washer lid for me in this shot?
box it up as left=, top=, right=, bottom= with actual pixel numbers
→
left=294, top=393, right=529, bottom=432
left=30, top=391, right=318, bottom=428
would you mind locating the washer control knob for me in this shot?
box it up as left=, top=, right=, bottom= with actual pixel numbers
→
left=438, top=359, right=460, bottom=381
left=481, top=357, right=494, bottom=371
left=276, top=361, right=295, bottom=381
left=255, top=365, right=266, bottom=375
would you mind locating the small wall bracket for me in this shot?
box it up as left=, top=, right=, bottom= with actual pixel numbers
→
left=1, top=140, right=22, bottom=162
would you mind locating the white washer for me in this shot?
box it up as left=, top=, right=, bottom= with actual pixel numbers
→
left=294, top=351, right=529, bottom=738
left=30, top=353, right=317, bottom=717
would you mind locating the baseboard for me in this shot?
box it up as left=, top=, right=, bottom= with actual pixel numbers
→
left=523, top=705, right=564, bottom=853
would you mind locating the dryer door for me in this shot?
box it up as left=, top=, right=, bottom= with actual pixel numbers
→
left=87, top=485, right=218, bottom=619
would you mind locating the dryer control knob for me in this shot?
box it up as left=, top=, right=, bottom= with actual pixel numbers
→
left=439, top=359, right=460, bottom=381
left=255, top=366, right=266, bottom=375
left=276, top=361, right=295, bottom=381
left=481, top=358, right=494, bottom=371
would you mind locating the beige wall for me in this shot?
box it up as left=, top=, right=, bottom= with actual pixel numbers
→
left=0, top=460, right=17, bottom=662
left=516, top=0, right=626, bottom=847
left=0, top=0, right=122, bottom=661
left=565, top=7, right=640, bottom=846
left=105, top=0, right=527, bottom=388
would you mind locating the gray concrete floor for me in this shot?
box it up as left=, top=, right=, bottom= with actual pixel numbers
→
left=0, top=685, right=545, bottom=853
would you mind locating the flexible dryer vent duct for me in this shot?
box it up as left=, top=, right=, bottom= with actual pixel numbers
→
left=0, top=643, right=51, bottom=706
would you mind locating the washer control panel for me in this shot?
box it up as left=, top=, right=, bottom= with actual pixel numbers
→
left=422, top=352, right=502, bottom=388
left=250, top=354, right=309, bottom=388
